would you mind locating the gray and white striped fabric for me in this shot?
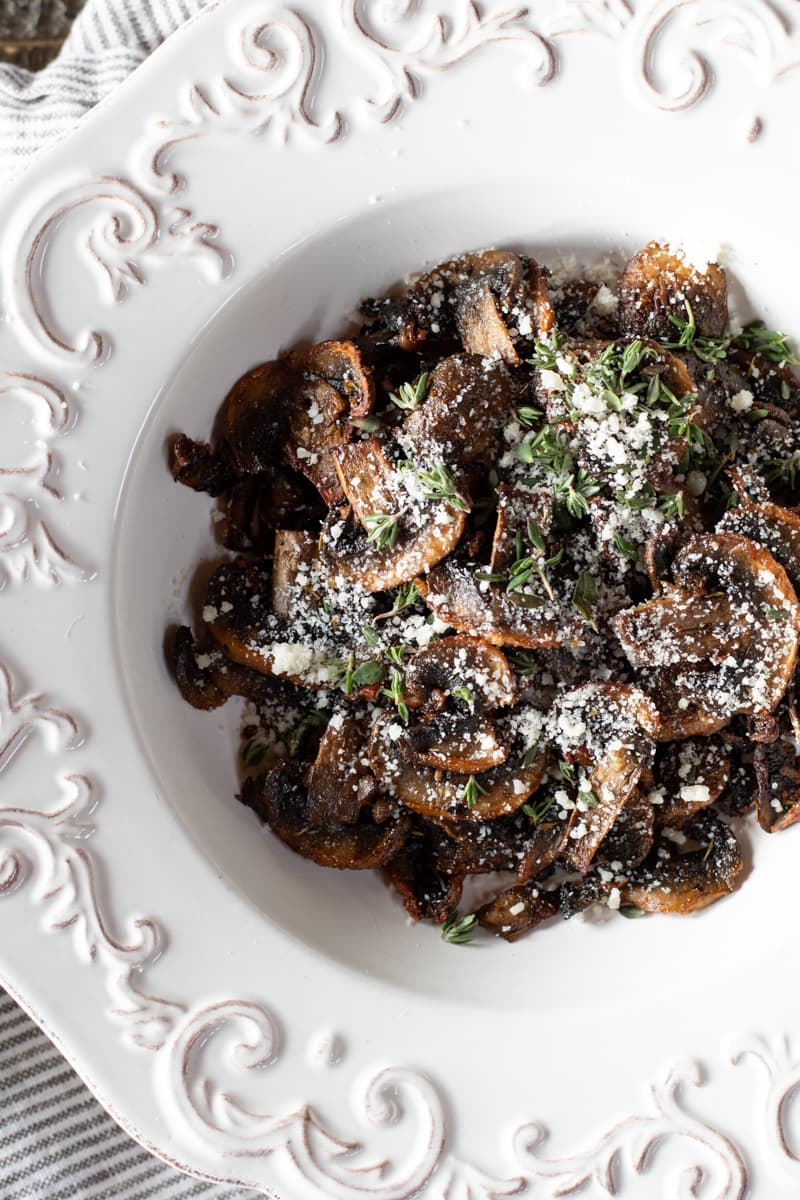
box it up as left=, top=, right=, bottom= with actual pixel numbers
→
left=0, top=0, right=205, bottom=176
left=0, top=4, right=260, bottom=1194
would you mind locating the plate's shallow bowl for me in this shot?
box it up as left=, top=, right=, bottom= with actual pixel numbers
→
left=4, top=2, right=800, bottom=1196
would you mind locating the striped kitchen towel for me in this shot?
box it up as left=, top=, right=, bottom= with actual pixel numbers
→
left=0, top=0, right=204, bottom=176
left=0, top=2, right=260, bottom=1193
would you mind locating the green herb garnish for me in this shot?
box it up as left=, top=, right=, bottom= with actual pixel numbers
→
left=462, top=775, right=489, bottom=809
left=363, top=512, right=400, bottom=549
left=571, top=570, right=599, bottom=626
left=441, top=912, right=478, bottom=945
left=390, top=372, right=429, bottom=412
left=414, top=461, right=470, bottom=511
left=286, top=709, right=330, bottom=757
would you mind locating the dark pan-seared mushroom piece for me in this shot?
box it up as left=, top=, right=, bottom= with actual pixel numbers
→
left=168, top=241, right=800, bottom=941
left=477, top=883, right=559, bottom=941
left=753, top=701, right=800, bottom=833
left=403, top=635, right=516, bottom=711
left=614, top=533, right=800, bottom=739
left=718, top=500, right=800, bottom=592
left=551, top=683, right=660, bottom=874
left=221, top=340, right=373, bottom=501
left=242, top=762, right=410, bottom=870
left=419, top=560, right=583, bottom=649
left=322, top=437, right=467, bottom=592
left=405, top=250, right=555, bottom=361
left=621, top=811, right=743, bottom=914
left=617, top=242, right=728, bottom=341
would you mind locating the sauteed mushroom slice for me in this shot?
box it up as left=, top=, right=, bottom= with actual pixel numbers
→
left=595, top=788, right=655, bottom=871
left=614, top=533, right=800, bottom=738
left=430, top=806, right=569, bottom=880
left=307, top=713, right=374, bottom=826
left=169, top=434, right=233, bottom=496
left=490, top=487, right=553, bottom=576
left=271, top=529, right=318, bottom=618
left=383, top=833, right=464, bottom=922
left=420, top=560, right=579, bottom=649
left=552, top=682, right=660, bottom=874
left=324, top=438, right=467, bottom=592
left=368, top=707, right=547, bottom=823
left=405, top=710, right=508, bottom=773
left=221, top=359, right=289, bottom=477
left=617, top=242, right=728, bottom=341
left=477, top=883, right=559, bottom=941
left=400, top=353, right=512, bottom=470
left=222, top=340, right=373, bottom=501
left=170, top=627, right=229, bottom=710
left=621, top=810, right=742, bottom=914
left=718, top=501, right=800, bottom=591
left=409, top=250, right=555, bottom=355
left=241, top=762, right=410, bottom=869
left=404, top=636, right=516, bottom=711
left=203, top=558, right=370, bottom=690
left=754, top=706, right=800, bottom=832
left=653, top=737, right=731, bottom=827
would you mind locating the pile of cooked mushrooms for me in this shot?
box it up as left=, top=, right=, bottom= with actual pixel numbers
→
left=168, top=242, right=800, bottom=942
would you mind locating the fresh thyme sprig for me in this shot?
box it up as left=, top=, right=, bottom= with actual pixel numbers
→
left=613, top=532, right=639, bottom=562
left=414, top=461, right=471, bottom=512
left=326, top=653, right=386, bottom=694
left=666, top=301, right=796, bottom=367
left=571, top=570, right=599, bottom=628
left=286, top=709, right=330, bottom=757
left=441, top=911, right=478, bottom=944
left=241, top=737, right=269, bottom=768
left=382, top=666, right=409, bottom=723
left=522, top=794, right=555, bottom=823
left=364, top=512, right=400, bottom=549
left=390, top=372, right=429, bottom=412
left=373, top=582, right=420, bottom=623
left=462, top=775, right=489, bottom=808
left=451, top=685, right=475, bottom=704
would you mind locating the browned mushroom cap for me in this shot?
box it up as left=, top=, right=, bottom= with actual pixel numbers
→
left=400, top=354, right=512, bottom=470
left=594, top=788, right=655, bottom=871
left=203, top=558, right=373, bottom=691
left=430, top=803, right=571, bottom=881
left=552, top=683, right=660, bottom=874
left=614, top=532, right=800, bottom=739
left=241, top=762, right=410, bottom=869
left=368, top=706, right=547, bottom=823
left=169, top=434, right=233, bottom=496
left=409, top=250, right=555, bottom=358
left=323, top=438, right=467, bottom=593
left=754, top=705, right=800, bottom=832
left=403, top=636, right=516, bottom=711
left=653, top=737, right=731, bottom=827
left=419, top=560, right=581, bottom=649
left=404, top=711, right=508, bottom=773
left=644, top=524, right=685, bottom=592
left=617, top=242, right=728, bottom=341
left=170, top=626, right=229, bottom=710
left=477, top=883, right=558, bottom=941
left=221, top=341, right=373, bottom=502
left=383, top=831, right=464, bottom=922
left=490, top=487, right=553, bottom=575
left=621, top=810, right=742, bottom=914
left=307, top=713, right=374, bottom=826
left=271, top=529, right=318, bottom=618
left=718, top=501, right=800, bottom=592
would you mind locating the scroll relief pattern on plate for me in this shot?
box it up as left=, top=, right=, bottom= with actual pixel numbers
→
left=4, top=0, right=800, bottom=1197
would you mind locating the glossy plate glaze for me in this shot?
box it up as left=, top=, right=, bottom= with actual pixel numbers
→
left=2, top=1, right=800, bottom=1196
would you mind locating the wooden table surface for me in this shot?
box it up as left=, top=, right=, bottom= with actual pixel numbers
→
left=0, top=0, right=86, bottom=70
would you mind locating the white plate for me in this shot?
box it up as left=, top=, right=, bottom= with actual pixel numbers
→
left=3, top=1, right=800, bottom=1195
